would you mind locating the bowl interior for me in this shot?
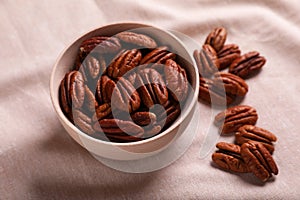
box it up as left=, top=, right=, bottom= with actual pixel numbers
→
left=50, top=22, right=199, bottom=150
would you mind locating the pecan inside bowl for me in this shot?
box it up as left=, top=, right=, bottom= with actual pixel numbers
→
left=50, top=23, right=199, bottom=160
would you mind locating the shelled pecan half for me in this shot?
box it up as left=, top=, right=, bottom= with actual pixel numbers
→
left=131, top=68, right=168, bottom=108
left=199, top=77, right=231, bottom=106
left=73, top=109, right=95, bottom=135
left=236, top=125, right=277, bottom=154
left=204, top=27, right=227, bottom=52
left=80, top=36, right=121, bottom=54
left=229, top=51, right=266, bottom=79
left=164, top=59, right=188, bottom=102
left=116, top=31, right=157, bottom=48
left=93, top=118, right=144, bottom=142
left=217, top=44, right=241, bottom=70
left=106, top=49, right=142, bottom=78
left=241, top=141, right=278, bottom=182
left=214, top=105, right=258, bottom=134
left=212, top=142, right=250, bottom=173
left=193, top=44, right=219, bottom=78
left=131, top=111, right=156, bottom=126
left=212, top=72, right=248, bottom=97
left=59, top=71, right=85, bottom=121
left=140, top=46, right=176, bottom=65
left=79, top=55, right=106, bottom=82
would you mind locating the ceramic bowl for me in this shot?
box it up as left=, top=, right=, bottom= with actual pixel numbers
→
left=50, top=22, right=199, bottom=160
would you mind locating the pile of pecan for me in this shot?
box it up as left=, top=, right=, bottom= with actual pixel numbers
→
left=213, top=105, right=278, bottom=182
left=59, top=31, right=189, bottom=142
left=194, top=27, right=266, bottom=105
left=194, top=27, right=278, bottom=182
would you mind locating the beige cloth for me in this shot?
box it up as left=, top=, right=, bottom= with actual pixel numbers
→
left=1, top=0, right=300, bottom=199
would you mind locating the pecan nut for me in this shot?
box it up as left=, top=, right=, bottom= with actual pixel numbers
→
left=74, top=48, right=87, bottom=71
left=110, top=110, right=160, bottom=139
left=73, top=109, right=95, bottom=135
left=199, top=77, right=225, bottom=105
left=212, top=142, right=250, bottom=173
left=204, top=27, right=227, bottom=52
left=131, top=111, right=156, bottom=126
left=131, top=68, right=168, bottom=108
left=164, top=59, right=189, bottom=102
left=140, top=46, right=176, bottom=65
left=212, top=72, right=248, bottom=97
left=59, top=71, right=85, bottom=121
left=115, top=31, right=157, bottom=48
left=92, top=103, right=112, bottom=122
left=217, top=44, right=241, bottom=70
left=202, top=44, right=220, bottom=69
left=193, top=44, right=219, bottom=78
left=229, top=51, right=266, bottom=79
left=82, top=85, right=98, bottom=113
left=59, top=76, right=73, bottom=121
left=80, top=36, right=121, bottom=54
left=93, top=118, right=144, bottom=142
left=241, top=141, right=278, bottom=182
left=156, top=100, right=181, bottom=130
left=106, top=49, right=142, bottom=78
left=236, top=125, right=277, bottom=154
left=95, top=75, right=106, bottom=104
left=199, top=77, right=234, bottom=106
left=78, top=55, right=106, bottom=82
left=198, top=73, right=247, bottom=106
left=100, top=75, right=141, bottom=113
left=214, top=105, right=258, bottom=134
left=144, top=125, right=162, bottom=138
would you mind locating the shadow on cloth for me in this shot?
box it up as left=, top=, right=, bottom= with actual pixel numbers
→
left=210, top=161, right=274, bottom=186
left=31, top=123, right=157, bottom=199
left=31, top=172, right=155, bottom=199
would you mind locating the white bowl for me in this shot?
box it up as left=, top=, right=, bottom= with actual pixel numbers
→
left=50, top=22, right=199, bottom=160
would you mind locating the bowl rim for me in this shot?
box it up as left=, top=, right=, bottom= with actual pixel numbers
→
left=50, top=22, right=199, bottom=147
